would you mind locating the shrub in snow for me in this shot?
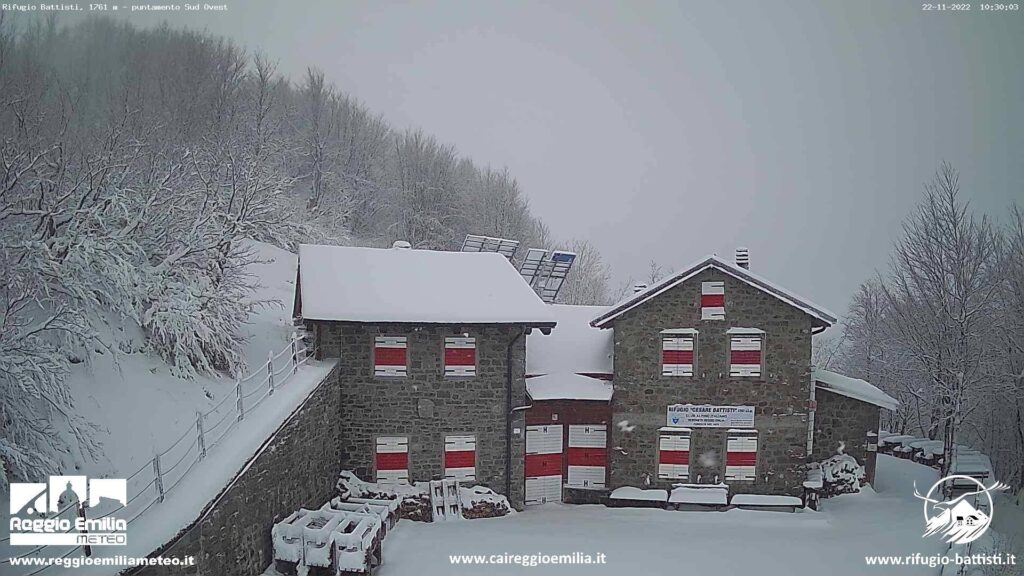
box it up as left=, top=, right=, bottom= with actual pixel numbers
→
left=460, top=485, right=513, bottom=519
left=141, top=242, right=265, bottom=378
left=819, top=453, right=866, bottom=497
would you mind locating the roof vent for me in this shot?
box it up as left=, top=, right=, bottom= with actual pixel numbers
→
left=392, top=240, right=412, bottom=250
left=735, top=247, right=750, bottom=269
left=633, top=282, right=648, bottom=294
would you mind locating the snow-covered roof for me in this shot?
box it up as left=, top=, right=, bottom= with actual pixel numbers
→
left=591, top=255, right=838, bottom=329
left=526, top=373, right=614, bottom=402
left=812, top=367, right=899, bottom=411
left=526, top=304, right=613, bottom=376
left=296, top=244, right=555, bottom=325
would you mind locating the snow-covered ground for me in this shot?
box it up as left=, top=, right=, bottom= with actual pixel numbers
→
left=3, top=242, right=338, bottom=574
left=372, top=457, right=955, bottom=575
left=71, top=241, right=303, bottom=479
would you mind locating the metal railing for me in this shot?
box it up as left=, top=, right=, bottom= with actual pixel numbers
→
left=2, top=333, right=318, bottom=574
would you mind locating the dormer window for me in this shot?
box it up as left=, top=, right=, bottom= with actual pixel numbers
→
left=701, top=281, right=725, bottom=320
left=661, top=329, right=697, bottom=377
left=728, top=327, right=764, bottom=377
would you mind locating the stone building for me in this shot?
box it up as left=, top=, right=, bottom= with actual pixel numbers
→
left=811, top=368, right=899, bottom=485
left=591, top=252, right=846, bottom=497
left=294, top=242, right=896, bottom=507
left=293, top=243, right=555, bottom=509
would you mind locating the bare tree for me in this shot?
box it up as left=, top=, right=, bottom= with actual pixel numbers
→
left=556, top=238, right=612, bottom=305
left=877, top=163, right=1006, bottom=486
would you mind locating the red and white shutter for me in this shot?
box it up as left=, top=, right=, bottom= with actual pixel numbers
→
left=701, top=281, right=725, bottom=320
left=444, top=435, right=476, bottom=481
left=729, top=332, right=763, bottom=377
left=525, top=425, right=563, bottom=504
left=444, top=337, right=476, bottom=377
left=566, top=425, right=606, bottom=488
left=662, top=331, right=696, bottom=376
left=725, top=433, right=758, bottom=481
left=374, top=336, right=407, bottom=377
left=375, top=436, right=409, bottom=483
left=658, top=432, right=690, bottom=480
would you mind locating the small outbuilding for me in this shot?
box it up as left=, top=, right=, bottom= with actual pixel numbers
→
left=524, top=304, right=614, bottom=504
left=811, top=367, right=899, bottom=485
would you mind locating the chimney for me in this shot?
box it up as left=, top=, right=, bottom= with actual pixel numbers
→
left=633, top=282, right=648, bottom=294
left=735, top=247, right=750, bottom=269
left=392, top=240, right=412, bottom=250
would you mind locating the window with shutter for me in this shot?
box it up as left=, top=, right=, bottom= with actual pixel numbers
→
left=444, top=435, right=476, bottom=481
left=444, top=337, right=476, bottom=378
left=374, top=336, right=407, bottom=377
left=725, top=432, right=758, bottom=481
left=661, top=329, right=697, bottom=377
left=701, top=281, right=725, bottom=320
left=728, top=329, right=764, bottom=377
left=658, top=430, right=691, bottom=480
left=375, top=436, right=409, bottom=483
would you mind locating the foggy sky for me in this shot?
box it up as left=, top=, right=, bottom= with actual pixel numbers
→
left=95, top=0, right=1023, bottom=317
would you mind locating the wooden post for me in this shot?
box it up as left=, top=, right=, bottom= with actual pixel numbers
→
left=153, top=455, right=165, bottom=503
left=236, top=379, right=244, bottom=421
left=291, top=332, right=299, bottom=375
left=77, top=502, right=92, bottom=557
left=196, top=411, right=206, bottom=460
left=267, top=351, right=275, bottom=395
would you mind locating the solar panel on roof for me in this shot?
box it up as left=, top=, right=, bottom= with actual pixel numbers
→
left=461, top=234, right=520, bottom=259
left=535, top=250, right=576, bottom=303
left=518, top=248, right=548, bottom=285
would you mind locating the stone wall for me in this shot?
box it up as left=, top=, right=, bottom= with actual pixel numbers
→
left=133, top=361, right=343, bottom=576
left=318, top=322, right=528, bottom=510
left=609, top=267, right=815, bottom=496
left=812, top=387, right=881, bottom=483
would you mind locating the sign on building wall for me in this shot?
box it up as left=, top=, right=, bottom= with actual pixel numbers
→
left=666, top=404, right=755, bottom=428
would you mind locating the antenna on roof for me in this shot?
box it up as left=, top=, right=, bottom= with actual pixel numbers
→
left=461, top=234, right=520, bottom=260
left=519, top=249, right=577, bottom=303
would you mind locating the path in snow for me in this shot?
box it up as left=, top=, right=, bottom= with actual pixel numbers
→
left=372, top=456, right=948, bottom=576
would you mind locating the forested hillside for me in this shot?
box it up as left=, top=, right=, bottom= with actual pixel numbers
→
left=0, top=15, right=611, bottom=489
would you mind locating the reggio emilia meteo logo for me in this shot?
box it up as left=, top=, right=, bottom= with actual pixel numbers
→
left=8, top=476, right=128, bottom=546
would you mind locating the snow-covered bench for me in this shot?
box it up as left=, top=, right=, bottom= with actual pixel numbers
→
left=802, top=465, right=824, bottom=510
left=606, top=487, right=668, bottom=508
left=730, top=494, right=802, bottom=512
left=332, top=515, right=383, bottom=574
left=908, top=440, right=945, bottom=466
left=272, top=507, right=385, bottom=575
left=327, top=497, right=399, bottom=532
left=877, top=434, right=916, bottom=455
left=668, top=484, right=729, bottom=511
left=272, top=509, right=312, bottom=569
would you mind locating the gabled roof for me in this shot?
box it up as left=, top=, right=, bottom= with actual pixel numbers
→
left=590, top=255, right=838, bottom=329
left=812, top=367, right=899, bottom=411
left=526, top=373, right=614, bottom=402
left=296, top=244, right=555, bottom=325
left=527, top=304, right=613, bottom=376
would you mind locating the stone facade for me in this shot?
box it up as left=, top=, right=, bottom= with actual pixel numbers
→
left=608, top=268, right=815, bottom=496
left=133, top=362, right=343, bottom=576
left=812, top=387, right=881, bottom=483
left=315, top=322, right=528, bottom=509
